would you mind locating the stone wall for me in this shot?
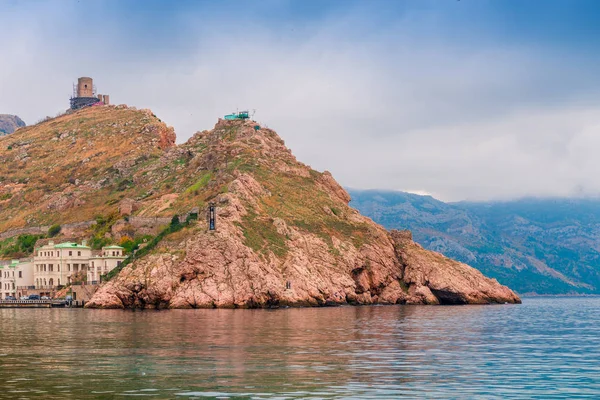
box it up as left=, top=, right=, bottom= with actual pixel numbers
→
left=2, top=208, right=199, bottom=243
left=0, top=226, right=49, bottom=240
left=60, top=220, right=95, bottom=237
left=71, top=283, right=99, bottom=302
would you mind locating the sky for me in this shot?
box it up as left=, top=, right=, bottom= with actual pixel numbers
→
left=2, top=0, right=600, bottom=202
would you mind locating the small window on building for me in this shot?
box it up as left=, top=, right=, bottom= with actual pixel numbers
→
left=69, top=251, right=72, bottom=256
left=78, top=251, right=81, bottom=256
left=19, top=271, right=22, bottom=278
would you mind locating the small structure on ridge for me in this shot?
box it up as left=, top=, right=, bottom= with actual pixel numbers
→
left=224, top=111, right=250, bottom=120
left=70, top=77, right=110, bottom=110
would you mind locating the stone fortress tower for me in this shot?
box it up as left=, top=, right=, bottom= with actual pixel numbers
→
left=77, top=77, right=94, bottom=97
left=70, top=77, right=110, bottom=110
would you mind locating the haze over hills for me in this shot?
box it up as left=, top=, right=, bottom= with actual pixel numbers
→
left=0, top=114, right=26, bottom=136
left=0, top=105, right=520, bottom=308
left=349, top=189, right=600, bottom=295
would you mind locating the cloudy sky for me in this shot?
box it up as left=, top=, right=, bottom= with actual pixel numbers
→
left=2, top=0, right=600, bottom=201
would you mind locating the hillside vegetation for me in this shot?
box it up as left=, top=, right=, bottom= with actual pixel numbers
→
left=0, top=106, right=175, bottom=231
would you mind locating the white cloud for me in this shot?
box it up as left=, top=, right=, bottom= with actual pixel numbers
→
left=2, top=2, right=600, bottom=201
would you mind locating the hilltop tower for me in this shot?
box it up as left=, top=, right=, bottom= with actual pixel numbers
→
left=70, top=77, right=110, bottom=110
left=77, top=77, right=94, bottom=97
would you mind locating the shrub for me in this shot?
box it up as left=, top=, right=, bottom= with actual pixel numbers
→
left=104, top=215, right=193, bottom=281
left=0, top=234, right=44, bottom=258
left=186, top=213, right=198, bottom=223
left=119, top=236, right=136, bottom=254
left=48, top=224, right=61, bottom=237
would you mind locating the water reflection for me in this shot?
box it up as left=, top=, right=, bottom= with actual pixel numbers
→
left=0, top=299, right=599, bottom=399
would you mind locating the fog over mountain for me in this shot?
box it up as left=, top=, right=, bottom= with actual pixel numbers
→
left=349, top=189, right=600, bottom=295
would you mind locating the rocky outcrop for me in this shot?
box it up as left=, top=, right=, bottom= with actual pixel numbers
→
left=391, top=230, right=521, bottom=304
left=118, top=198, right=139, bottom=216
left=0, top=114, right=25, bottom=136
left=87, top=120, right=520, bottom=309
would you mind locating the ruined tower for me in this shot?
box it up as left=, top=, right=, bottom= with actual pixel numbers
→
left=70, top=77, right=110, bottom=110
left=77, top=77, right=94, bottom=98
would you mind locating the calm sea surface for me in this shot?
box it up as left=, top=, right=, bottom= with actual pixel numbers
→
left=0, top=297, right=599, bottom=399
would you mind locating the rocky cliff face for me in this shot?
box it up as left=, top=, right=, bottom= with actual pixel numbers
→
left=86, top=119, right=520, bottom=308
left=0, top=114, right=26, bottom=136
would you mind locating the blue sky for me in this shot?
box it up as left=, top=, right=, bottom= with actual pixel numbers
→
left=2, top=0, right=600, bottom=201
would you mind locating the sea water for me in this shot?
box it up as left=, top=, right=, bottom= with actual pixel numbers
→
left=0, top=297, right=598, bottom=399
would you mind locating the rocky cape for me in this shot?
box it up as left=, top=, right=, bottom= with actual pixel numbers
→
left=86, top=119, right=520, bottom=308
left=0, top=106, right=519, bottom=308
left=0, top=114, right=26, bottom=136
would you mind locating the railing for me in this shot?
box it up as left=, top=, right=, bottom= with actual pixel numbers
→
left=0, top=299, right=65, bottom=304
left=17, top=285, right=65, bottom=290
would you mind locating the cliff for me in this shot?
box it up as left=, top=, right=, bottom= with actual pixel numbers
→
left=0, top=106, right=519, bottom=307
left=0, top=114, right=26, bottom=136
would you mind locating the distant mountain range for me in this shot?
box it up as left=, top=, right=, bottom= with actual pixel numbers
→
left=349, top=189, right=600, bottom=295
left=0, top=114, right=26, bottom=136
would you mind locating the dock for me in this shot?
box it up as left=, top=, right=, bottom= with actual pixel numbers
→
left=0, top=300, right=68, bottom=308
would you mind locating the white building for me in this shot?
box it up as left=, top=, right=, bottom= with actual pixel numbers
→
left=0, top=259, right=34, bottom=299
left=88, top=245, right=125, bottom=284
left=34, top=241, right=92, bottom=289
left=33, top=242, right=126, bottom=289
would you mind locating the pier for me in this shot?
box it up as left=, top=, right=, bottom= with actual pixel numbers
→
left=0, top=300, right=68, bottom=308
